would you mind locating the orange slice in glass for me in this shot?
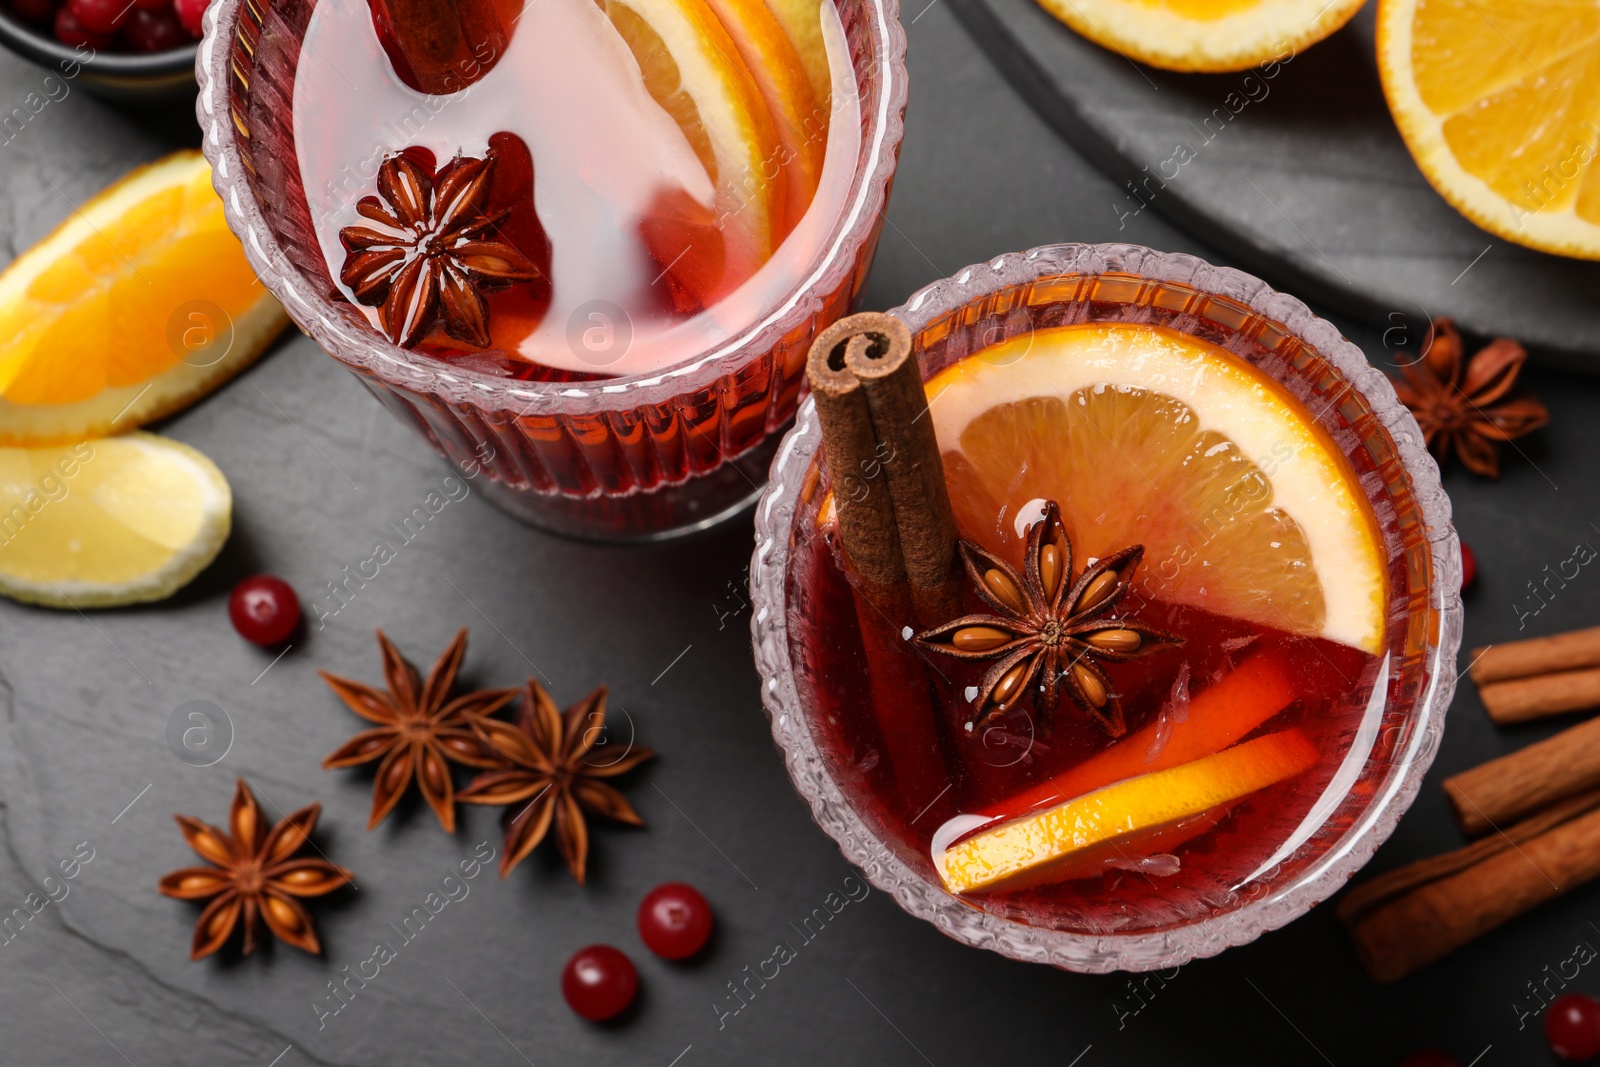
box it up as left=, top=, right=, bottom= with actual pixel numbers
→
left=935, top=728, right=1319, bottom=893
left=702, top=0, right=824, bottom=236
left=765, top=0, right=831, bottom=116
left=605, top=0, right=785, bottom=292
left=929, top=322, right=1387, bottom=655
left=0, top=151, right=287, bottom=446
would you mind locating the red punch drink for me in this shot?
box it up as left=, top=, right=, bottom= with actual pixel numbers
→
left=202, top=0, right=906, bottom=537
left=752, top=250, right=1461, bottom=967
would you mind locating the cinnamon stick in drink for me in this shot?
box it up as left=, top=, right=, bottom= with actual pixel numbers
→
left=806, top=312, right=960, bottom=625
left=1443, top=714, right=1600, bottom=836
left=1471, top=625, right=1600, bottom=686
left=841, top=316, right=961, bottom=626
left=805, top=313, right=957, bottom=807
left=1339, top=788, right=1600, bottom=983
left=1479, top=667, right=1600, bottom=724
left=807, top=316, right=909, bottom=601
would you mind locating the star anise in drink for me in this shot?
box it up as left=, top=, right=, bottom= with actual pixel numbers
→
left=1390, top=317, right=1548, bottom=478
left=321, top=628, right=517, bottom=833
left=158, top=779, right=354, bottom=960
left=915, top=500, right=1180, bottom=736
left=340, top=150, right=541, bottom=349
left=459, top=679, right=654, bottom=883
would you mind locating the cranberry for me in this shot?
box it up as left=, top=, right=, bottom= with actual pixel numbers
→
left=1460, top=541, right=1477, bottom=591
left=67, top=0, right=127, bottom=34
left=1549, top=994, right=1600, bottom=1060
left=171, top=0, right=207, bottom=37
left=8, top=0, right=59, bottom=24
left=132, top=0, right=169, bottom=8
left=53, top=5, right=112, bottom=46
left=1399, top=1052, right=1459, bottom=1067
left=561, top=945, right=637, bottom=1022
left=123, top=6, right=186, bottom=50
left=638, top=882, right=713, bottom=960
left=228, top=575, right=301, bottom=646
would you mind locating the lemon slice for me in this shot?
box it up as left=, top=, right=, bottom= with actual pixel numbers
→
left=0, top=433, right=231, bottom=608
left=1035, top=0, right=1364, bottom=73
left=605, top=0, right=784, bottom=284
left=935, top=728, right=1319, bottom=894
left=928, top=322, right=1386, bottom=655
left=1377, top=0, right=1600, bottom=258
left=0, top=151, right=289, bottom=446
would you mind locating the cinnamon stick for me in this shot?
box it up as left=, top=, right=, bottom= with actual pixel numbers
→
left=1471, top=625, right=1600, bottom=686
left=1479, top=667, right=1600, bottom=724
left=841, top=316, right=960, bottom=626
left=1443, top=714, right=1600, bottom=836
left=1339, top=788, right=1600, bottom=983
left=806, top=313, right=960, bottom=625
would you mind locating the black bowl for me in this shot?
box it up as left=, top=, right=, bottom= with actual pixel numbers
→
left=0, top=7, right=197, bottom=104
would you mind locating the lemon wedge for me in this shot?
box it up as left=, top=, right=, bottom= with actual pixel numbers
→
left=0, top=433, right=231, bottom=608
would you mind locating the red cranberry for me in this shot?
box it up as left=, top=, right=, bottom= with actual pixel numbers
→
left=1399, top=1052, right=1459, bottom=1067
left=53, top=5, right=113, bottom=46
left=1548, top=994, right=1600, bottom=1061
left=8, top=0, right=59, bottom=24
left=171, top=0, right=207, bottom=37
left=1460, top=541, right=1477, bottom=591
left=561, top=945, right=637, bottom=1022
left=67, top=0, right=127, bottom=34
left=132, top=0, right=169, bottom=8
left=638, top=882, right=713, bottom=960
left=123, top=6, right=186, bottom=50
left=228, top=575, right=301, bottom=647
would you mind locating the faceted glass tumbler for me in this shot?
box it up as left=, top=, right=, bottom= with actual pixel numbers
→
left=749, top=242, right=1463, bottom=972
left=196, top=0, right=908, bottom=540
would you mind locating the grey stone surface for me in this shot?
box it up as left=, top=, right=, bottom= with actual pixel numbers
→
left=0, top=4, right=1597, bottom=1064
left=951, top=0, right=1600, bottom=366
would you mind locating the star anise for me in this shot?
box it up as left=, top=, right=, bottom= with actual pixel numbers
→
left=915, top=500, right=1181, bottom=736
left=339, top=150, right=541, bottom=349
left=1390, top=317, right=1548, bottom=478
left=320, top=628, right=517, bottom=833
left=158, top=779, right=354, bottom=960
left=459, top=679, right=654, bottom=883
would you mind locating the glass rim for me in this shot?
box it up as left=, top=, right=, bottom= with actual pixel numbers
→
left=194, top=0, right=909, bottom=417
left=749, top=241, right=1463, bottom=972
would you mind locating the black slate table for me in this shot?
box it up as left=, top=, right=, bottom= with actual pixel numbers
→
left=1, top=6, right=1598, bottom=1065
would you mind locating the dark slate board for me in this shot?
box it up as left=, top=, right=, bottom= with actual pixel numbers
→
left=949, top=0, right=1600, bottom=368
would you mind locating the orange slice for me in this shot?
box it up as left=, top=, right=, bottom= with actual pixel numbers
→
left=1034, top=0, right=1364, bottom=73
left=929, top=322, right=1387, bottom=655
left=702, top=0, right=824, bottom=236
left=605, top=0, right=785, bottom=290
left=976, top=651, right=1297, bottom=824
left=935, top=728, right=1319, bottom=893
left=764, top=0, right=832, bottom=118
left=1377, top=0, right=1600, bottom=258
left=0, top=151, right=288, bottom=446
